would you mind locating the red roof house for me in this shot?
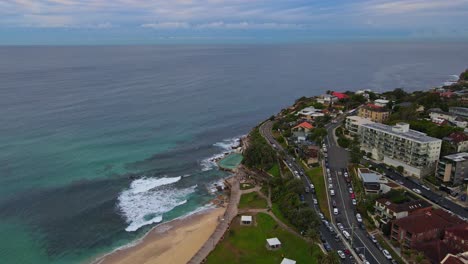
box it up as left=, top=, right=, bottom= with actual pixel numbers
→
left=293, top=122, right=314, bottom=131
left=331, top=92, right=349, bottom=99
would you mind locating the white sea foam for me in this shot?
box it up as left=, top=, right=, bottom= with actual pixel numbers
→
left=200, top=136, right=243, bottom=171
left=117, top=176, right=197, bottom=232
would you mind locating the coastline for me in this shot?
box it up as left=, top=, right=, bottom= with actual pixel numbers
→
left=93, top=207, right=226, bottom=264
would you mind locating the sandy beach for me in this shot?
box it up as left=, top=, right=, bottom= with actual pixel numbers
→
left=95, top=207, right=225, bottom=264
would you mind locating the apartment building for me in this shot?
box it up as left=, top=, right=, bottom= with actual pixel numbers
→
left=358, top=103, right=390, bottom=123
left=437, top=153, right=468, bottom=186
left=374, top=198, right=432, bottom=225
left=360, top=122, right=442, bottom=178
left=345, top=116, right=375, bottom=136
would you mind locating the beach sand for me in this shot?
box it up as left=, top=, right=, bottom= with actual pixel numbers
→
left=96, top=207, right=225, bottom=264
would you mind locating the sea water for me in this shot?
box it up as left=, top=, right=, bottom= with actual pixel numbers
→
left=0, top=43, right=467, bottom=264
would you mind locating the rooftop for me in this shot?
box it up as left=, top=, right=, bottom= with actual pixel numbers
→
left=444, top=223, right=468, bottom=239
left=361, top=122, right=442, bottom=143
left=444, top=132, right=468, bottom=143
left=376, top=198, right=431, bottom=213
left=332, top=91, right=349, bottom=99
left=293, top=122, right=314, bottom=130
left=280, top=258, right=296, bottom=264
left=393, top=209, right=464, bottom=234
left=297, top=107, right=322, bottom=116
left=241, top=215, right=252, bottom=222
left=362, top=103, right=389, bottom=112
left=266, top=237, right=281, bottom=246
left=346, top=115, right=375, bottom=125
left=443, top=152, right=468, bottom=162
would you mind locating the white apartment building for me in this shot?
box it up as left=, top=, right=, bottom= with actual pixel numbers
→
left=345, top=116, right=375, bottom=136
left=360, top=122, right=442, bottom=178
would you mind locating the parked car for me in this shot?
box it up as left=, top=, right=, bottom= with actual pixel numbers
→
left=324, top=242, right=331, bottom=251
left=305, top=187, right=310, bottom=193
left=396, top=180, right=404, bottom=185
left=382, top=249, right=392, bottom=260
left=348, top=187, right=353, bottom=193
left=332, top=200, right=337, bottom=207
left=342, top=230, right=351, bottom=240
left=328, top=225, right=334, bottom=233
left=337, top=223, right=344, bottom=231
left=352, top=199, right=357, bottom=205
left=412, top=188, right=422, bottom=194
left=369, top=234, right=377, bottom=243
left=299, top=194, right=305, bottom=202
left=356, top=213, right=362, bottom=223
left=328, top=183, right=333, bottom=189
left=421, top=185, right=430, bottom=191
left=313, top=198, right=318, bottom=205
left=350, top=193, right=355, bottom=199
left=318, top=213, right=325, bottom=220
left=330, top=189, right=335, bottom=196
left=333, top=208, right=339, bottom=215
left=337, top=250, right=346, bottom=259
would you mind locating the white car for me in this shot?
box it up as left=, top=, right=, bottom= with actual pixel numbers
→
left=348, top=187, right=353, bottom=193
left=326, top=168, right=330, bottom=174
left=328, top=183, right=333, bottom=189
left=330, top=189, right=335, bottom=196
left=412, top=188, right=422, bottom=194
left=318, top=213, right=325, bottom=220
left=313, top=198, right=318, bottom=205
left=369, top=234, right=377, bottom=243
left=342, top=230, right=351, bottom=240
left=328, top=177, right=332, bottom=183
left=337, top=223, right=344, bottom=231
left=337, top=250, right=346, bottom=259
left=344, top=172, right=349, bottom=177
left=333, top=208, right=339, bottom=215
left=356, top=213, right=362, bottom=223
left=382, top=249, right=392, bottom=260
left=310, top=183, right=315, bottom=189
left=421, top=185, right=430, bottom=191
left=352, top=199, right=357, bottom=205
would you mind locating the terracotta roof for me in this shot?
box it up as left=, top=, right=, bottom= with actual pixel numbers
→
left=293, top=122, right=314, bottom=130
left=332, top=91, right=349, bottom=99
left=441, top=254, right=468, bottom=264
left=413, top=240, right=451, bottom=263
left=393, top=209, right=463, bottom=234
left=446, top=132, right=468, bottom=143
left=445, top=223, right=468, bottom=239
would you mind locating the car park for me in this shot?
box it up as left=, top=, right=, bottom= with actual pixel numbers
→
left=337, top=250, right=346, bottom=259
left=382, top=249, right=392, bottom=260
left=333, top=208, right=339, bottom=215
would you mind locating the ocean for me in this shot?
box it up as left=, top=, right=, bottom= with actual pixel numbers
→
left=0, top=43, right=467, bottom=264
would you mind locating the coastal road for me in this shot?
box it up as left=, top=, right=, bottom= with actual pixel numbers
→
left=260, top=121, right=356, bottom=264
left=324, top=118, right=390, bottom=264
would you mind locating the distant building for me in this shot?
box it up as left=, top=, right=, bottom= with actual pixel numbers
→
left=358, top=103, right=390, bottom=123
left=449, top=107, right=468, bottom=118
left=292, top=121, right=314, bottom=142
left=390, top=209, right=464, bottom=249
left=374, top=99, right=390, bottom=107
left=444, top=132, right=468, bottom=152
left=331, top=91, right=349, bottom=100
left=316, top=94, right=338, bottom=105
left=296, top=107, right=324, bottom=120
left=374, top=198, right=432, bottom=226
left=357, top=168, right=390, bottom=193
left=437, top=153, right=468, bottom=186
left=429, top=108, right=467, bottom=128
left=360, top=122, right=442, bottom=178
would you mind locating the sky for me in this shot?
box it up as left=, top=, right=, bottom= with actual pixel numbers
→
left=1, top=0, right=468, bottom=45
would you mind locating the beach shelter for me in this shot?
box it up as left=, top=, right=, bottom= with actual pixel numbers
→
left=280, top=258, right=296, bottom=264
left=266, top=237, right=282, bottom=249
left=240, top=215, right=252, bottom=225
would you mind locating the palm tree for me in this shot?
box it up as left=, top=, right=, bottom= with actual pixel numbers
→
left=318, top=251, right=341, bottom=264
left=304, top=228, right=319, bottom=242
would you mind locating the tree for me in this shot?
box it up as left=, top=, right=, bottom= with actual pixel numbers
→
left=318, top=251, right=341, bottom=264
left=304, top=227, right=319, bottom=242
left=396, top=166, right=404, bottom=173
left=309, top=127, right=328, bottom=142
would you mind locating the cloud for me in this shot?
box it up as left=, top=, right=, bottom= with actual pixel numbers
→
left=141, top=22, right=190, bottom=29
left=140, top=21, right=306, bottom=30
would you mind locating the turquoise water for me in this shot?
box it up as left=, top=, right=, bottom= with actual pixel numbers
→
left=0, top=44, right=467, bottom=264
left=218, top=153, right=244, bottom=170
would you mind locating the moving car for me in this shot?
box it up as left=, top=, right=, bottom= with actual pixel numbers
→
left=342, top=230, right=351, bottom=240
left=337, top=223, right=344, bottom=231
left=333, top=208, right=339, bottom=215
left=382, top=249, right=392, bottom=260
left=337, top=250, right=346, bottom=259
left=421, top=184, right=430, bottom=191
left=330, top=189, right=335, bottom=196
left=328, top=183, right=333, bottom=189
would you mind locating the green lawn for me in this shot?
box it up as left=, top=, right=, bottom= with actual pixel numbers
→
left=267, top=163, right=281, bottom=177
left=304, top=166, right=330, bottom=220
left=376, top=234, right=405, bottom=264
left=238, top=192, right=268, bottom=209
left=206, top=213, right=323, bottom=264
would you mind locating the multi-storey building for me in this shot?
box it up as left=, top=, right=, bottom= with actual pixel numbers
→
left=449, top=107, right=468, bottom=118
left=437, top=152, right=468, bottom=186
left=360, top=122, right=442, bottom=178
left=345, top=116, right=374, bottom=136
left=358, top=103, right=390, bottom=123
left=374, top=198, right=432, bottom=226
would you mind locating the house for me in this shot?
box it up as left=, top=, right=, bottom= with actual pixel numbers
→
left=390, top=209, right=464, bottom=249
left=316, top=94, right=338, bottom=105
left=332, top=91, right=349, bottom=100
left=375, top=99, right=390, bottom=107
left=241, top=215, right=252, bottom=225
left=280, top=258, right=296, bottom=264
left=443, top=132, right=468, bottom=152
left=266, top=237, right=282, bottom=250
left=436, top=152, right=468, bottom=186
left=374, top=198, right=432, bottom=226
left=360, top=122, right=442, bottom=178
left=358, top=103, right=390, bottom=123
left=301, top=145, right=320, bottom=165
left=345, top=116, right=375, bottom=136
left=296, top=107, right=325, bottom=120
left=429, top=108, right=467, bottom=128
left=357, top=168, right=391, bottom=193
left=449, top=107, right=468, bottom=118
left=292, top=122, right=314, bottom=141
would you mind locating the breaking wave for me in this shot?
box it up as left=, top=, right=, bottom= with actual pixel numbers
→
left=117, top=176, right=197, bottom=232
left=200, top=136, right=242, bottom=171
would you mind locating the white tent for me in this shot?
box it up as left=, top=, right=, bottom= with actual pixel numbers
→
left=280, top=258, right=296, bottom=264
left=241, top=215, right=252, bottom=224
left=266, top=237, right=281, bottom=249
